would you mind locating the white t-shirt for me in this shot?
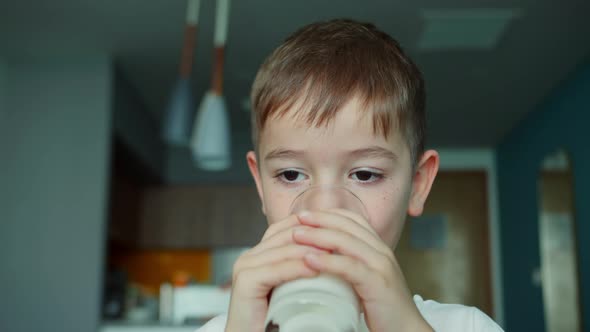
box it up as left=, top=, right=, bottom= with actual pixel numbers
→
left=196, top=295, right=504, bottom=331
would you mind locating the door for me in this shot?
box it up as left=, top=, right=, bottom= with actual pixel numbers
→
left=538, top=149, right=581, bottom=332
left=396, top=171, right=493, bottom=316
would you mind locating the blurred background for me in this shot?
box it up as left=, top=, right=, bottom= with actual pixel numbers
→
left=1, top=0, right=589, bottom=331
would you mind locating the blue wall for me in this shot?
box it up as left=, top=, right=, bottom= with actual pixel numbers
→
left=497, top=59, right=590, bottom=331
left=0, top=59, right=5, bottom=110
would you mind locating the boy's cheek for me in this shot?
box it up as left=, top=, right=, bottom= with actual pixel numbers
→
left=262, top=191, right=295, bottom=225
left=365, top=197, right=408, bottom=246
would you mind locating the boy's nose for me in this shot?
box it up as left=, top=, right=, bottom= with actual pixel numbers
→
left=298, top=187, right=345, bottom=211
left=289, top=186, right=369, bottom=220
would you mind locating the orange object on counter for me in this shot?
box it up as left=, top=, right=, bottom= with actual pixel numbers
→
left=172, top=271, right=192, bottom=287
left=108, top=249, right=211, bottom=294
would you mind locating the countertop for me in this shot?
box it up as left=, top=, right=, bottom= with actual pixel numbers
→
left=100, top=321, right=201, bottom=332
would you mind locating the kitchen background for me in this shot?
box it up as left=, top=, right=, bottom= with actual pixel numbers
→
left=1, top=0, right=589, bottom=332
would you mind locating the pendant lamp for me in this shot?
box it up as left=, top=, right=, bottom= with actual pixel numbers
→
left=162, top=0, right=201, bottom=145
left=190, top=0, right=232, bottom=170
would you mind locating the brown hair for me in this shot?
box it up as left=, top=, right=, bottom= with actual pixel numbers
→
left=250, top=19, right=426, bottom=167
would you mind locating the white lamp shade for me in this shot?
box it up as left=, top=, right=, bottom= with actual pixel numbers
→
left=162, top=79, right=195, bottom=145
left=190, top=91, right=231, bottom=171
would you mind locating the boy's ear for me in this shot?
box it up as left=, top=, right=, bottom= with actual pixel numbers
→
left=246, top=151, right=266, bottom=215
left=407, top=149, right=439, bottom=217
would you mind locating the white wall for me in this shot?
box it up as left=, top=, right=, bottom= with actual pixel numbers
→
left=0, top=56, right=112, bottom=332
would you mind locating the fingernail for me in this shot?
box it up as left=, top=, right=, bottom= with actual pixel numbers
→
left=293, top=228, right=305, bottom=237
left=297, top=210, right=311, bottom=220
left=305, top=252, right=321, bottom=266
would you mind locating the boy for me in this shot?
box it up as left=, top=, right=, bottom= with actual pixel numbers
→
left=198, top=19, right=503, bottom=331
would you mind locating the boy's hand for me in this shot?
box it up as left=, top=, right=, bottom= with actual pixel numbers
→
left=224, top=215, right=325, bottom=332
left=293, top=209, right=434, bottom=332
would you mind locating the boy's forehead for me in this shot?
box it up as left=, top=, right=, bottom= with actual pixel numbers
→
left=258, top=97, right=409, bottom=160
left=264, top=96, right=368, bottom=136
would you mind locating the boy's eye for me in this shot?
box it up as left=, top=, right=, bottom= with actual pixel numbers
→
left=351, top=170, right=383, bottom=183
left=277, top=170, right=306, bottom=183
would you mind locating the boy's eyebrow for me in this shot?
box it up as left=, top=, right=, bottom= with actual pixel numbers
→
left=348, top=146, right=398, bottom=162
left=264, top=148, right=305, bottom=161
left=264, top=146, right=398, bottom=162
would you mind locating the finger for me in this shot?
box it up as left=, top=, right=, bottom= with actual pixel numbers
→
left=304, top=253, right=413, bottom=302
left=247, top=224, right=315, bottom=256
left=234, top=244, right=328, bottom=277
left=234, top=259, right=320, bottom=299
left=303, top=252, right=383, bottom=297
left=293, top=227, right=392, bottom=272
left=297, top=210, right=393, bottom=259
left=261, top=214, right=300, bottom=240
left=328, top=208, right=377, bottom=235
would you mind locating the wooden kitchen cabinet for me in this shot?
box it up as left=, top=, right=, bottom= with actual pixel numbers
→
left=138, top=185, right=266, bottom=248
left=107, top=138, right=156, bottom=248
left=108, top=173, right=142, bottom=246
left=207, top=186, right=266, bottom=246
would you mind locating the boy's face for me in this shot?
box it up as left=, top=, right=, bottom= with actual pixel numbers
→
left=247, top=96, right=438, bottom=248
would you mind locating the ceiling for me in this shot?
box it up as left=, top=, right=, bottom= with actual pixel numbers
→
left=1, top=0, right=589, bottom=148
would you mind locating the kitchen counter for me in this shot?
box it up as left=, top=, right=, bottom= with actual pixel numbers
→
left=100, top=322, right=200, bottom=332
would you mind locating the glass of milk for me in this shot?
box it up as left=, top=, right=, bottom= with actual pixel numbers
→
left=264, top=186, right=370, bottom=332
